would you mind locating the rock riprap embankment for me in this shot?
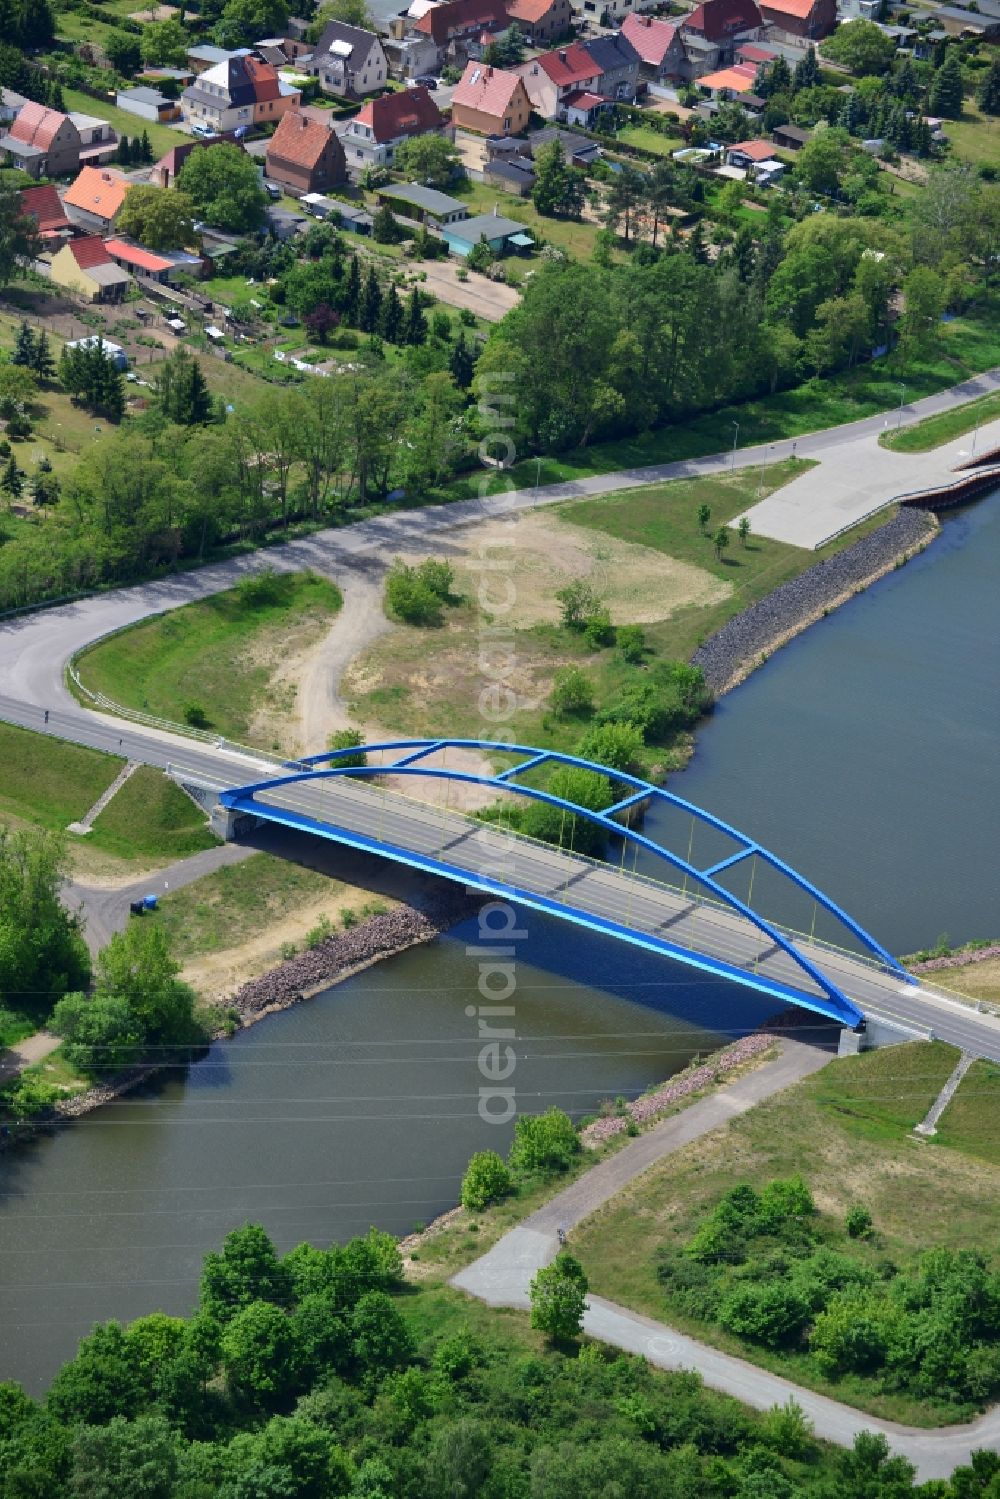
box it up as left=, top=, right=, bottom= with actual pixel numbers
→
left=692, top=509, right=934, bottom=695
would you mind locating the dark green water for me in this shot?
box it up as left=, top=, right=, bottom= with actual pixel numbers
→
left=1, top=494, right=997, bottom=1392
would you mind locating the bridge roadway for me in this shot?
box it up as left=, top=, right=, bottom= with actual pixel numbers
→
left=4, top=693, right=1000, bottom=1061
left=223, top=768, right=1000, bottom=1063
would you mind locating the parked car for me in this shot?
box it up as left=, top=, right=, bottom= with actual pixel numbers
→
left=413, top=75, right=438, bottom=89
left=263, top=180, right=282, bottom=200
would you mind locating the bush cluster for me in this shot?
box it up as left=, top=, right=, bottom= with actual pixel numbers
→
left=385, top=556, right=455, bottom=626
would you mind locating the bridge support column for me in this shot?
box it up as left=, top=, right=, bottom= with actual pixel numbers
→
left=210, top=802, right=263, bottom=842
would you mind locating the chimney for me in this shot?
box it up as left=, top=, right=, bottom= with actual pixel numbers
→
left=559, top=48, right=567, bottom=59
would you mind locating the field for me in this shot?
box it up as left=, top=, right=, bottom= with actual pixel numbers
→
left=346, top=461, right=885, bottom=753
left=570, top=1041, right=1000, bottom=1425
left=0, top=721, right=215, bottom=865
left=74, top=571, right=343, bottom=752
left=880, top=388, right=1000, bottom=453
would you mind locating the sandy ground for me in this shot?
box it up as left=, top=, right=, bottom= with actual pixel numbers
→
left=179, top=886, right=398, bottom=1003
left=408, top=260, right=520, bottom=322
left=399, top=510, right=729, bottom=629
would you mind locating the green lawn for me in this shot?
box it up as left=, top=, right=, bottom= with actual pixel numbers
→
left=449, top=177, right=604, bottom=262
left=60, top=88, right=186, bottom=159
left=148, top=852, right=373, bottom=963
left=0, top=721, right=215, bottom=863
left=614, top=124, right=685, bottom=157
left=74, top=571, right=342, bottom=747
left=936, top=1057, right=1000, bottom=1165
left=945, top=102, right=1000, bottom=168
left=0, top=1010, right=35, bottom=1050
left=880, top=388, right=1000, bottom=453
left=433, top=302, right=1000, bottom=505
left=571, top=1041, right=1000, bottom=1426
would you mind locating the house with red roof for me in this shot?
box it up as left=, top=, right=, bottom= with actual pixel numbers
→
left=181, top=53, right=299, bottom=134
left=47, top=236, right=131, bottom=302
left=103, top=238, right=206, bottom=284
left=414, top=0, right=510, bottom=59
left=341, top=85, right=445, bottom=173
left=681, top=0, right=762, bottom=71
left=452, top=61, right=532, bottom=135
left=757, top=0, right=835, bottom=38
left=697, top=62, right=759, bottom=96
left=505, top=0, right=573, bottom=45
left=265, top=109, right=347, bottom=194
left=0, top=102, right=82, bottom=179
left=516, top=43, right=602, bottom=118
left=18, top=184, right=72, bottom=243
left=621, top=14, right=687, bottom=82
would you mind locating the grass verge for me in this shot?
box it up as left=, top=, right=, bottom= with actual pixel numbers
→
left=74, top=571, right=342, bottom=749
left=879, top=388, right=1000, bottom=453
left=936, top=1058, right=1000, bottom=1166
left=87, top=766, right=217, bottom=863
left=569, top=1041, right=1000, bottom=1426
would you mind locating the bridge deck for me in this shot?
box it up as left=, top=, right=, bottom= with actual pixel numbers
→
left=225, top=773, right=922, bottom=1026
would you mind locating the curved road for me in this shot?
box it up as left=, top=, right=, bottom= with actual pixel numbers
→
left=451, top=1036, right=1000, bottom=1482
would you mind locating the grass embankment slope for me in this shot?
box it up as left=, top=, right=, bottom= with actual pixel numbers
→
left=74, top=571, right=342, bottom=752
left=347, top=461, right=889, bottom=756
left=571, top=1041, right=1000, bottom=1426
left=880, top=388, right=1000, bottom=452
left=0, top=720, right=214, bottom=868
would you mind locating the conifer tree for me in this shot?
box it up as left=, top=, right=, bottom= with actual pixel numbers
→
left=379, top=283, right=403, bottom=343
left=404, top=286, right=427, bottom=346
left=359, top=264, right=381, bottom=333
left=928, top=51, right=964, bottom=119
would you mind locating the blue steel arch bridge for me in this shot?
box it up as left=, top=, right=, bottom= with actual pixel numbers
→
left=218, top=739, right=917, bottom=1030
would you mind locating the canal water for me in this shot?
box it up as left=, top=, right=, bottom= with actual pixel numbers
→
left=1, top=493, right=998, bottom=1391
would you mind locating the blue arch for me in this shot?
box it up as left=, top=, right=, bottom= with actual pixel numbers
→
left=221, top=739, right=902, bottom=1028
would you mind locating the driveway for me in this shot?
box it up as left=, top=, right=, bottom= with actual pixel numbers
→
left=411, top=259, right=520, bottom=321
left=451, top=1035, right=1000, bottom=1482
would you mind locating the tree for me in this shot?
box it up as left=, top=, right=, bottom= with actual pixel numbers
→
left=307, top=0, right=374, bottom=41
left=214, top=0, right=290, bottom=48
left=379, top=283, right=404, bottom=343
left=30, top=456, right=59, bottom=507
left=712, top=525, right=730, bottom=561
left=304, top=301, right=339, bottom=344
left=201, top=1224, right=292, bottom=1320
left=821, top=19, right=896, bottom=76
left=0, top=183, right=40, bottom=290
left=327, top=726, right=367, bottom=769
left=359, top=264, right=381, bottom=332
left=530, top=1253, right=588, bottom=1343
left=350, top=1291, right=414, bottom=1378
left=1, top=452, right=22, bottom=499
left=448, top=331, right=475, bottom=389
left=556, top=576, right=600, bottom=629
left=104, top=30, right=142, bottom=76
left=176, top=143, right=266, bottom=232
left=94, top=920, right=197, bottom=1044
left=532, top=141, right=584, bottom=219
left=508, top=1106, right=580, bottom=1174
left=604, top=165, right=646, bottom=244
left=59, top=338, right=126, bottom=420
left=737, top=515, right=751, bottom=547
left=393, top=133, right=463, bottom=188
left=697, top=502, right=711, bottom=532
left=576, top=720, right=644, bottom=773
left=115, top=185, right=196, bottom=251
left=68, top=1413, right=178, bottom=1499
left=157, top=346, right=213, bottom=425
left=0, top=828, right=90, bottom=1018
left=46, top=1322, right=144, bottom=1426
left=928, top=51, right=964, bottom=119
left=404, top=286, right=427, bottom=346
left=460, top=1150, right=512, bottom=1212
left=978, top=58, right=1000, bottom=116
left=796, top=127, right=850, bottom=196
left=50, top=991, right=143, bottom=1073
left=793, top=44, right=820, bottom=92
left=899, top=264, right=945, bottom=362
left=140, top=16, right=189, bottom=67
left=372, top=202, right=404, bottom=244
left=343, top=254, right=361, bottom=324
left=222, top=1301, right=295, bottom=1407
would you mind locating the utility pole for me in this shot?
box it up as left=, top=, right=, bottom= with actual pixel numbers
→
left=731, top=420, right=739, bottom=471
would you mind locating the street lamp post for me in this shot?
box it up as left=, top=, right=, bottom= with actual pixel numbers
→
left=896, top=384, right=906, bottom=430
left=972, top=411, right=981, bottom=458
left=534, top=456, right=541, bottom=494
left=731, top=421, right=739, bottom=471
left=757, top=442, right=770, bottom=496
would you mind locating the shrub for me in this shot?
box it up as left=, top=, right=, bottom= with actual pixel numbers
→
left=846, top=1205, right=874, bottom=1239
left=184, top=703, right=211, bottom=729
left=460, top=1150, right=513, bottom=1212
left=385, top=560, right=442, bottom=626
left=556, top=578, right=600, bottom=630
left=616, top=624, right=646, bottom=664
left=583, top=606, right=614, bottom=648
left=577, top=721, right=645, bottom=775
left=718, top=1281, right=812, bottom=1348
left=306, top=915, right=333, bottom=949
left=328, top=727, right=367, bottom=770
left=508, top=1106, right=580, bottom=1175
left=550, top=667, right=594, bottom=717
left=530, top=1253, right=588, bottom=1343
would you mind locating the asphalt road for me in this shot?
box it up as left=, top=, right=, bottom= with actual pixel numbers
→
left=451, top=1036, right=1000, bottom=1482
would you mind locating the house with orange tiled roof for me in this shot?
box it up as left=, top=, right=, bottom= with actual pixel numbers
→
left=103, top=238, right=206, bottom=285
left=63, top=166, right=133, bottom=233
left=757, top=0, right=835, bottom=38
left=414, top=0, right=510, bottom=58
left=697, top=62, right=759, bottom=97
left=451, top=61, right=532, bottom=136
left=0, top=101, right=82, bottom=178
left=47, top=235, right=131, bottom=302
left=18, top=183, right=72, bottom=243
left=505, top=0, right=573, bottom=44
left=265, top=109, right=347, bottom=194
left=342, top=85, right=445, bottom=173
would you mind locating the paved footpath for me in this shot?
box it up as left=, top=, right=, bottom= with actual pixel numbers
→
left=451, top=1037, right=1000, bottom=1482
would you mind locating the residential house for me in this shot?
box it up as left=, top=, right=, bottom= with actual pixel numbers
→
left=18, top=183, right=72, bottom=243
left=116, top=86, right=181, bottom=122
left=583, top=34, right=640, bottom=100
left=620, top=14, right=687, bottom=83
left=104, top=237, right=204, bottom=283
left=725, top=137, right=779, bottom=171
left=47, top=236, right=130, bottom=302
left=561, top=91, right=610, bottom=126
left=150, top=134, right=244, bottom=188
left=451, top=61, right=532, bottom=134
left=680, top=0, right=763, bottom=74
left=383, top=31, right=442, bottom=81
left=311, top=21, right=387, bottom=98
left=181, top=54, right=300, bottom=134
left=517, top=43, right=602, bottom=119
left=341, top=85, right=444, bottom=172
left=441, top=209, right=532, bottom=255
left=757, top=0, right=836, bottom=39
left=265, top=108, right=348, bottom=193
left=0, top=102, right=83, bottom=179
left=697, top=62, right=759, bottom=97
left=505, top=0, right=573, bottom=45
left=63, top=166, right=132, bottom=233
left=735, top=40, right=778, bottom=66
left=771, top=120, right=809, bottom=147
left=68, top=112, right=118, bottom=166
left=0, top=89, right=28, bottom=125
left=377, top=182, right=470, bottom=224
left=186, top=44, right=247, bottom=74
left=413, top=0, right=511, bottom=63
